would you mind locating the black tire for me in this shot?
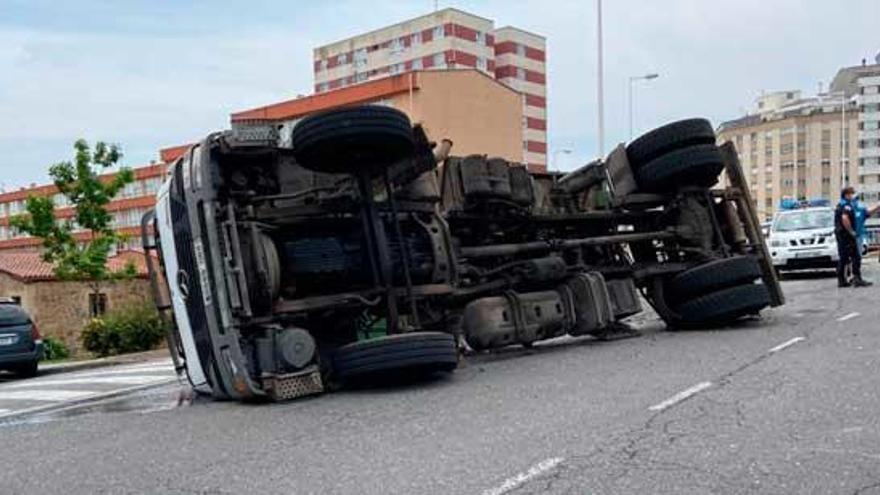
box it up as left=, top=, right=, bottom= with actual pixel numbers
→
left=291, top=106, right=415, bottom=174
left=635, top=144, right=725, bottom=192
left=674, top=284, right=771, bottom=327
left=626, top=118, right=716, bottom=170
left=13, top=361, right=38, bottom=378
left=333, top=332, right=458, bottom=382
left=665, top=256, right=762, bottom=306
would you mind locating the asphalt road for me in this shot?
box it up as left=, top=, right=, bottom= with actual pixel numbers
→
left=1, top=266, right=879, bottom=494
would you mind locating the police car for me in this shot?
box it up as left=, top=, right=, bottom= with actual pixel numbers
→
left=768, top=199, right=839, bottom=271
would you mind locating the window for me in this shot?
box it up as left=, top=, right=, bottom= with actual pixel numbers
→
left=89, top=293, right=107, bottom=317
left=411, top=58, right=422, bottom=70
left=516, top=67, right=525, bottom=79
left=389, top=63, right=403, bottom=75
left=338, top=52, right=348, bottom=64
left=516, top=43, right=525, bottom=56
left=355, top=72, right=368, bottom=83
left=433, top=52, right=445, bottom=67
left=477, top=57, right=487, bottom=71
left=475, top=31, right=484, bottom=45
left=317, top=82, right=327, bottom=93
left=390, top=38, right=403, bottom=54
left=320, top=59, right=328, bottom=71
left=353, top=48, right=368, bottom=69
left=143, top=177, right=162, bottom=195
left=53, top=193, right=69, bottom=207
left=412, top=32, right=421, bottom=46
left=433, top=25, right=444, bottom=39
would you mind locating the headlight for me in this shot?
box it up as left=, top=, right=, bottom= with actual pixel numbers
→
left=770, top=239, right=784, bottom=247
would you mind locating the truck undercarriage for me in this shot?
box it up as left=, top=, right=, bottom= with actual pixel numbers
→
left=142, top=106, right=783, bottom=401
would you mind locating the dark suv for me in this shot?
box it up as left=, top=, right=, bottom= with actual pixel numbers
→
left=0, top=300, right=43, bottom=377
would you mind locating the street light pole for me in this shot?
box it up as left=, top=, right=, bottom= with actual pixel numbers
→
left=552, top=148, right=573, bottom=173
left=628, top=73, right=659, bottom=140
left=596, top=0, right=604, bottom=158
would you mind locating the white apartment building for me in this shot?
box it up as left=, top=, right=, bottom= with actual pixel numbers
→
left=311, top=8, right=548, bottom=170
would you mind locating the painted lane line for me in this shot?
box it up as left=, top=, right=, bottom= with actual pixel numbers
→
left=768, top=336, right=805, bottom=354
left=838, top=312, right=861, bottom=322
left=649, top=381, right=712, bottom=412
left=66, top=365, right=175, bottom=378
left=6, top=375, right=172, bottom=388
left=0, top=389, right=98, bottom=402
left=482, top=457, right=565, bottom=495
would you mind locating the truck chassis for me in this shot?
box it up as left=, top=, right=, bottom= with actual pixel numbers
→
left=142, top=107, right=783, bottom=401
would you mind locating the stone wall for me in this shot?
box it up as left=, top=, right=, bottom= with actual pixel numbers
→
left=0, top=273, right=153, bottom=355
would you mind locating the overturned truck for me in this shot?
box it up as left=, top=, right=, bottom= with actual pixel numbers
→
left=142, top=107, right=783, bottom=401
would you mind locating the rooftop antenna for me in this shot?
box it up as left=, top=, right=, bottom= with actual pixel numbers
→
left=434, top=0, right=438, bottom=11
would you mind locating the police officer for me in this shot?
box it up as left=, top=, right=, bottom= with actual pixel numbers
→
left=836, top=187, right=873, bottom=287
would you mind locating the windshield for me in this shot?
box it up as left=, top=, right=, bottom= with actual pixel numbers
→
left=0, top=304, right=29, bottom=326
left=772, top=209, right=834, bottom=232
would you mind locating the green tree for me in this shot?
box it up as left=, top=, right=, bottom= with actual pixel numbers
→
left=10, top=139, right=137, bottom=301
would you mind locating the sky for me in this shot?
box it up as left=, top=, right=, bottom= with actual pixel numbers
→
left=1, top=0, right=879, bottom=188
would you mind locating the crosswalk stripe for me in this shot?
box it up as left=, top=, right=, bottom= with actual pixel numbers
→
left=68, top=365, right=174, bottom=378
left=7, top=375, right=172, bottom=388
left=0, top=389, right=98, bottom=401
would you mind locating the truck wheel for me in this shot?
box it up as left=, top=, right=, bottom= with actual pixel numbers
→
left=665, top=256, right=761, bottom=306
left=626, top=118, right=716, bottom=170
left=673, top=283, right=771, bottom=328
left=635, top=144, right=725, bottom=193
left=291, top=106, right=415, bottom=174
left=333, top=332, right=458, bottom=383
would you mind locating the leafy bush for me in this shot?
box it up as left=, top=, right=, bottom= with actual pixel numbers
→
left=42, top=336, right=70, bottom=361
left=81, top=304, right=167, bottom=357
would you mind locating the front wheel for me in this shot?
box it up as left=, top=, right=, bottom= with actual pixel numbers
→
left=332, top=332, right=458, bottom=384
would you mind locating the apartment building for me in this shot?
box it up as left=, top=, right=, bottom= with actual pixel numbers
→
left=718, top=93, right=859, bottom=220
left=312, top=8, right=548, bottom=170
left=719, top=57, right=880, bottom=219
left=857, top=73, right=880, bottom=201
left=0, top=163, right=167, bottom=251
left=232, top=69, right=524, bottom=163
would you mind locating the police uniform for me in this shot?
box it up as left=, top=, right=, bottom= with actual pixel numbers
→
left=835, top=198, right=861, bottom=285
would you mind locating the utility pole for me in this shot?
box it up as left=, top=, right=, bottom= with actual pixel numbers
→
left=596, top=0, right=605, bottom=157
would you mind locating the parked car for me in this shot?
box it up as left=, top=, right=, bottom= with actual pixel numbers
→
left=0, top=300, right=43, bottom=377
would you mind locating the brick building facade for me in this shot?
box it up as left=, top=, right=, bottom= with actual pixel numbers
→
left=0, top=251, right=152, bottom=355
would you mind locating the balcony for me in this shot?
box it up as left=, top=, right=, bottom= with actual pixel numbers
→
left=860, top=129, right=880, bottom=140
left=859, top=182, right=880, bottom=194
left=858, top=165, right=880, bottom=176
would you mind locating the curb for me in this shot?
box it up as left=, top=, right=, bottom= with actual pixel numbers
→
left=0, top=377, right=180, bottom=424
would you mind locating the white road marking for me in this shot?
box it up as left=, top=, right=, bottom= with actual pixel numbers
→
left=67, top=364, right=175, bottom=378
left=768, top=336, right=805, bottom=354
left=0, top=389, right=98, bottom=401
left=482, top=457, right=565, bottom=495
left=6, top=375, right=171, bottom=388
left=838, top=312, right=861, bottom=322
left=649, top=381, right=713, bottom=412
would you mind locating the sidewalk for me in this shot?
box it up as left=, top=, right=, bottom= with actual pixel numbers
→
left=40, top=349, right=171, bottom=376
